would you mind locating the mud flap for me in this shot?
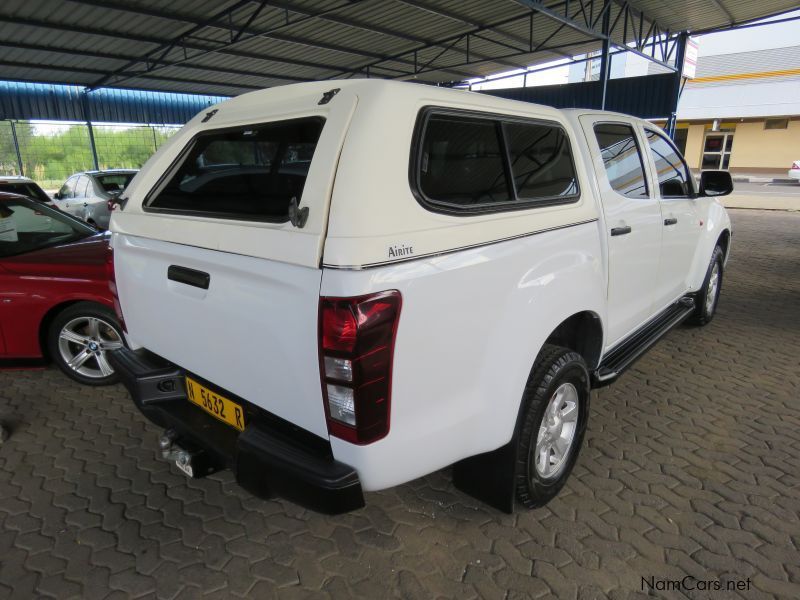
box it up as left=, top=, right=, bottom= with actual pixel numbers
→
left=452, top=437, right=518, bottom=514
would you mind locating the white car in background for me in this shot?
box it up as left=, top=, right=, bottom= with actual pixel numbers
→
left=0, top=175, right=53, bottom=205
left=54, top=170, right=138, bottom=229
left=107, top=80, right=733, bottom=514
left=789, top=160, right=800, bottom=181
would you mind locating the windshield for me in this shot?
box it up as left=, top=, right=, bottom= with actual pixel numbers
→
left=0, top=197, right=95, bottom=258
left=96, top=173, right=136, bottom=193
left=0, top=182, right=51, bottom=203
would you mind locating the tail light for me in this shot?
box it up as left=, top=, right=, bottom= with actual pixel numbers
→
left=105, top=245, right=126, bottom=331
left=319, top=291, right=401, bottom=445
left=792, top=161, right=800, bottom=170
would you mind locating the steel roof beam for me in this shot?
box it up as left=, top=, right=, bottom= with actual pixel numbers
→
left=0, top=14, right=412, bottom=85
left=0, top=13, right=415, bottom=80
left=512, top=0, right=608, bottom=40
left=326, top=4, right=581, bottom=79
left=0, top=41, right=314, bottom=83
left=63, top=0, right=477, bottom=80
left=262, top=0, right=524, bottom=71
left=0, top=60, right=264, bottom=92
left=395, top=0, right=574, bottom=60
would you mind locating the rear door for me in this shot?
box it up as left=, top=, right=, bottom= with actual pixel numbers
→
left=71, top=176, right=91, bottom=220
left=112, top=88, right=357, bottom=437
left=580, top=116, right=662, bottom=347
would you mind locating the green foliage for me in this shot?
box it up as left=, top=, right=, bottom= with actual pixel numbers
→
left=0, top=121, right=178, bottom=189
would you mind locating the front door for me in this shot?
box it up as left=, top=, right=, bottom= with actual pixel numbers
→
left=642, top=128, right=702, bottom=308
left=55, top=176, right=77, bottom=215
left=580, top=116, right=662, bottom=348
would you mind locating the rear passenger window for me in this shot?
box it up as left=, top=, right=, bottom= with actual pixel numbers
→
left=416, top=110, right=579, bottom=213
left=148, top=118, right=324, bottom=221
left=419, top=115, right=511, bottom=206
left=645, top=129, right=693, bottom=198
left=593, top=123, right=649, bottom=198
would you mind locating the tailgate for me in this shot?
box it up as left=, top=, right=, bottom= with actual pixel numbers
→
left=110, top=85, right=357, bottom=437
left=113, top=235, right=328, bottom=437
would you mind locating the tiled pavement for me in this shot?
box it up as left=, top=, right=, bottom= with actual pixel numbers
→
left=1, top=209, right=798, bottom=599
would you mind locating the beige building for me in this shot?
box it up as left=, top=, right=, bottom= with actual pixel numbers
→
left=667, top=21, right=800, bottom=176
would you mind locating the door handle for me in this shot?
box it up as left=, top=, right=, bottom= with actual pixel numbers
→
left=168, top=265, right=210, bottom=289
left=664, top=218, right=678, bottom=226
left=610, top=226, right=632, bottom=236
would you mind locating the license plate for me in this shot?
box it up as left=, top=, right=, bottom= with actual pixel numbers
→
left=185, top=377, right=246, bottom=432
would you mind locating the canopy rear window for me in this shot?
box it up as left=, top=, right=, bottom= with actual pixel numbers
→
left=147, top=117, right=324, bottom=222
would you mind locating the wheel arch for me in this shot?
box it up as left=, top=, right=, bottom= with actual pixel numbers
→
left=541, top=311, right=604, bottom=370
left=38, top=300, right=84, bottom=360
left=717, top=228, right=731, bottom=262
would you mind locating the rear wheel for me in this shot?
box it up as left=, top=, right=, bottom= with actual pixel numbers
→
left=47, top=302, right=125, bottom=386
left=515, top=344, right=590, bottom=509
left=689, top=245, right=724, bottom=326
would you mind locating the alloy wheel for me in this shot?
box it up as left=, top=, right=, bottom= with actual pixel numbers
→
left=57, top=316, right=123, bottom=379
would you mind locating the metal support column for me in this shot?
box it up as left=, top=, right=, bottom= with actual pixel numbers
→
left=598, top=2, right=612, bottom=109
left=82, top=93, right=99, bottom=170
left=9, top=121, right=24, bottom=176
left=666, top=32, right=689, bottom=140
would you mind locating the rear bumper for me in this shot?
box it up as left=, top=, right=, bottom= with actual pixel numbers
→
left=108, top=347, right=364, bottom=514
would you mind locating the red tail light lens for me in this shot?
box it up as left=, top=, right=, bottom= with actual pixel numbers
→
left=105, top=245, right=126, bottom=332
left=319, top=291, right=401, bottom=445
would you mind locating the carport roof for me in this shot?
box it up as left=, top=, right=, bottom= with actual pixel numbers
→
left=0, top=0, right=797, bottom=96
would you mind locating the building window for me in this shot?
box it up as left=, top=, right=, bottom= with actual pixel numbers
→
left=702, top=131, right=734, bottom=170
left=764, top=118, right=789, bottom=130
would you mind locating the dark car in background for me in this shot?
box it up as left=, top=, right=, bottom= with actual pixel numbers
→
left=0, top=192, right=125, bottom=385
left=54, top=169, right=138, bottom=229
left=0, top=175, right=53, bottom=205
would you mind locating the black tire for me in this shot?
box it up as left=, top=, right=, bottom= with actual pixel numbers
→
left=47, top=302, right=125, bottom=386
left=688, top=245, right=724, bottom=326
left=515, top=344, right=590, bottom=509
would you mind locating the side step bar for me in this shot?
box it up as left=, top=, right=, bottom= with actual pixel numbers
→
left=593, top=297, right=695, bottom=387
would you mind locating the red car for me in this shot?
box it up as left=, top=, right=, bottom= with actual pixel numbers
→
left=0, top=192, right=124, bottom=385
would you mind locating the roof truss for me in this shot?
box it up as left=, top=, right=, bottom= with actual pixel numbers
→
left=0, top=0, right=792, bottom=94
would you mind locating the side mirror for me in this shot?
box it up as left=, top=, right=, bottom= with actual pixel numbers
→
left=699, top=170, right=733, bottom=197
left=53, top=192, right=61, bottom=200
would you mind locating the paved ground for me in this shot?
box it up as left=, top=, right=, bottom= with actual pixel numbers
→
left=722, top=182, right=800, bottom=211
left=1, top=210, right=799, bottom=599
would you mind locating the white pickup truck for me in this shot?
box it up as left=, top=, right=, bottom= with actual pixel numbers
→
left=108, top=80, right=732, bottom=514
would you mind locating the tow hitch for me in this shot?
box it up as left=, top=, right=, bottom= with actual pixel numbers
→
left=159, top=429, right=220, bottom=478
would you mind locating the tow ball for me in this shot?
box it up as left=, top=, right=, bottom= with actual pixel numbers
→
left=159, top=429, right=219, bottom=479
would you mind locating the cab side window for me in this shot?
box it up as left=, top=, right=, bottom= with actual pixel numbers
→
left=84, top=178, right=96, bottom=197
left=645, top=129, right=693, bottom=198
left=593, top=123, right=649, bottom=199
left=75, top=176, right=90, bottom=198
left=59, top=177, right=77, bottom=199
